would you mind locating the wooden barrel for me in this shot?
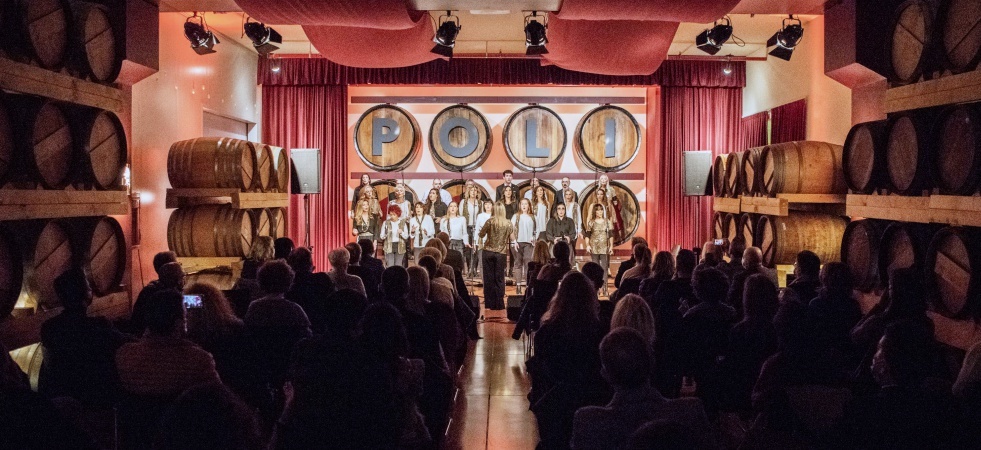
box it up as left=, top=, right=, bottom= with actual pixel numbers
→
left=940, top=0, right=981, bottom=73
left=738, top=213, right=758, bottom=248
left=0, top=226, right=24, bottom=319
left=877, top=221, right=939, bottom=285
left=444, top=180, right=491, bottom=203
left=354, top=105, right=420, bottom=172
left=168, top=206, right=255, bottom=257
left=68, top=1, right=122, bottom=83
left=6, top=0, right=71, bottom=70
left=574, top=105, right=640, bottom=172
left=724, top=151, right=744, bottom=198
left=7, top=96, right=74, bottom=189
left=70, top=216, right=125, bottom=296
left=372, top=180, right=419, bottom=217
left=10, top=220, right=75, bottom=310
left=886, top=112, right=935, bottom=195
left=168, top=137, right=259, bottom=191
left=7, top=342, right=42, bottom=391
left=757, top=213, right=847, bottom=267
left=68, top=106, right=126, bottom=190
left=269, top=146, right=289, bottom=193
left=186, top=268, right=237, bottom=291
left=840, top=219, right=889, bottom=292
left=0, top=93, right=14, bottom=186
left=888, top=0, right=938, bottom=84
left=713, top=154, right=729, bottom=197
left=504, top=105, right=566, bottom=172
left=741, top=147, right=765, bottom=196
left=252, top=208, right=272, bottom=240
left=581, top=181, right=641, bottom=246
left=760, top=141, right=846, bottom=196
left=252, top=143, right=274, bottom=192
left=926, top=226, right=981, bottom=318
left=268, top=207, right=287, bottom=239
left=843, top=120, right=890, bottom=194
left=712, top=211, right=729, bottom=240
left=933, top=104, right=981, bottom=195
left=429, top=105, right=492, bottom=172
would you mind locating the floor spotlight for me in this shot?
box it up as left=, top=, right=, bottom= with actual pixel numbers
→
left=696, top=17, right=733, bottom=55
left=431, top=11, right=461, bottom=58
left=185, top=13, right=219, bottom=55
left=244, top=18, right=282, bottom=55
left=525, top=11, right=548, bottom=55
left=767, top=15, right=804, bottom=61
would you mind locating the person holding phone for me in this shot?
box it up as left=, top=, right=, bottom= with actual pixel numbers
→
left=584, top=203, right=614, bottom=296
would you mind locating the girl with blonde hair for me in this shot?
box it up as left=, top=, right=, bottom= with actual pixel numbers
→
left=478, top=202, right=515, bottom=310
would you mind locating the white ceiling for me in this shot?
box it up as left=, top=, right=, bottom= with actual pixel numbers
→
left=160, top=0, right=823, bottom=58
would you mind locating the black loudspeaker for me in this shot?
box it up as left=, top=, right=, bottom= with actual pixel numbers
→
left=683, top=150, right=713, bottom=196
left=506, top=295, right=525, bottom=322
left=290, top=148, right=322, bottom=194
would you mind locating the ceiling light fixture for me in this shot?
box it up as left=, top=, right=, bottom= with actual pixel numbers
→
left=269, top=56, right=282, bottom=73
left=695, top=16, right=733, bottom=55
left=767, top=15, right=804, bottom=61
left=244, top=18, right=282, bottom=55
left=184, top=12, right=219, bottom=55
left=722, top=55, right=733, bottom=75
left=431, top=11, right=461, bottom=58
left=524, top=11, right=548, bottom=55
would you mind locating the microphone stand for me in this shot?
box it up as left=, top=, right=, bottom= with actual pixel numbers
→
left=304, top=193, right=312, bottom=251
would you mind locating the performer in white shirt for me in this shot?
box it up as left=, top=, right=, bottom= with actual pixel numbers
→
left=390, top=185, right=412, bottom=221
left=558, top=176, right=579, bottom=205
left=523, top=177, right=541, bottom=200
left=511, top=198, right=536, bottom=293
left=379, top=204, right=408, bottom=268
left=473, top=200, right=493, bottom=278
left=408, top=202, right=435, bottom=264
left=433, top=178, right=453, bottom=206
left=461, top=186, right=483, bottom=275
left=442, top=202, right=471, bottom=273
left=531, top=184, right=550, bottom=241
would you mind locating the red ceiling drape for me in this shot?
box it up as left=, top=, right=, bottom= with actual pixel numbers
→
left=740, top=111, right=769, bottom=150
left=653, top=86, right=743, bottom=250
left=302, top=12, right=439, bottom=69
left=236, top=0, right=423, bottom=28
left=770, top=98, right=807, bottom=144
left=543, top=16, right=678, bottom=75
left=262, top=85, right=348, bottom=271
left=555, top=0, right=742, bottom=23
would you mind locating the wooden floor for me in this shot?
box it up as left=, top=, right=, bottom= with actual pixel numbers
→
left=445, top=285, right=540, bottom=450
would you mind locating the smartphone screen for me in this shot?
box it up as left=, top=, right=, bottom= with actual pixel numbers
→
left=714, top=239, right=723, bottom=246
left=183, top=295, right=203, bottom=309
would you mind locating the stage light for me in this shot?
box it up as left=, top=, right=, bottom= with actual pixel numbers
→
left=695, top=17, right=733, bottom=55
left=525, top=11, right=548, bottom=55
left=184, top=13, right=219, bottom=55
left=431, top=11, right=461, bottom=58
left=269, top=57, right=282, bottom=73
left=722, top=55, right=733, bottom=75
left=767, top=15, right=804, bottom=61
left=244, top=18, right=282, bottom=55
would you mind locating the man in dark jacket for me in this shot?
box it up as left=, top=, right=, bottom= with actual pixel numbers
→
left=358, top=239, right=385, bottom=300
left=130, top=258, right=184, bottom=333
left=285, top=248, right=334, bottom=334
left=345, top=242, right=378, bottom=302
left=614, top=237, right=648, bottom=289
left=788, top=250, right=821, bottom=303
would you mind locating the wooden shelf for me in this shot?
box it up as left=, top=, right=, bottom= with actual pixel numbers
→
left=739, top=194, right=846, bottom=216
left=166, top=189, right=289, bottom=209
left=847, top=194, right=981, bottom=227
left=885, top=68, right=981, bottom=113
left=0, top=292, right=128, bottom=350
left=0, top=57, right=124, bottom=113
left=712, top=197, right=741, bottom=214
left=0, top=190, right=129, bottom=220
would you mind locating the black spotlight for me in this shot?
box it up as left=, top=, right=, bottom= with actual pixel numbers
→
left=525, top=11, right=548, bottom=55
left=695, top=17, right=733, bottom=55
left=767, top=15, right=804, bottom=61
left=184, top=13, right=219, bottom=55
left=431, top=11, right=461, bottom=58
left=244, top=18, right=282, bottom=55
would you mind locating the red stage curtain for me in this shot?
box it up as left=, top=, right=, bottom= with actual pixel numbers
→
left=303, top=13, right=438, bottom=69
left=770, top=98, right=807, bottom=143
left=740, top=111, right=769, bottom=150
left=236, top=0, right=423, bottom=28
left=262, top=85, right=348, bottom=270
left=653, top=86, right=742, bottom=250
left=258, top=57, right=745, bottom=88
left=556, top=0, right=741, bottom=23
left=544, top=16, right=678, bottom=75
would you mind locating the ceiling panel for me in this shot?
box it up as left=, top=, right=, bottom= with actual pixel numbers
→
left=410, top=0, right=560, bottom=11
left=731, top=0, right=826, bottom=15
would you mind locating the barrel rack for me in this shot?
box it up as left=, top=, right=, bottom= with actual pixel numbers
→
left=885, top=68, right=981, bottom=114
left=165, top=189, right=289, bottom=209
left=713, top=194, right=846, bottom=217
left=0, top=57, right=124, bottom=113
left=0, top=190, right=128, bottom=221
left=846, top=195, right=981, bottom=228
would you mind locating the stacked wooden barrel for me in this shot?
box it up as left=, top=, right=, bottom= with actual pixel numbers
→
left=759, top=142, right=846, bottom=196
left=740, top=147, right=765, bottom=196
left=574, top=105, right=641, bottom=172
left=429, top=105, right=492, bottom=172
left=887, top=0, right=981, bottom=84
left=169, top=138, right=288, bottom=193
left=504, top=105, right=566, bottom=172
left=757, top=213, right=848, bottom=267
left=167, top=205, right=285, bottom=258
left=354, top=104, right=420, bottom=172
left=1, top=0, right=124, bottom=83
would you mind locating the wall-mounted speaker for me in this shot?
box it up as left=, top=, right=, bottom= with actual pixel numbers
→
left=290, top=148, right=322, bottom=194
left=683, top=150, right=713, bottom=196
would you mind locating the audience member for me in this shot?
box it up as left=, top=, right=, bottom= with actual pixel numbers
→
left=696, top=241, right=724, bottom=272
left=358, top=238, right=385, bottom=300
left=787, top=250, right=821, bottom=303
left=285, top=247, right=334, bottom=334
left=808, top=262, right=862, bottom=362
left=529, top=271, right=608, bottom=450
left=650, top=249, right=697, bottom=398
left=638, top=251, right=675, bottom=305
left=581, top=261, right=607, bottom=295
left=513, top=242, right=572, bottom=340
left=183, top=282, right=247, bottom=390
left=345, top=242, right=378, bottom=301
left=682, top=268, right=735, bottom=400
left=130, top=257, right=183, bottom=332
left=234, top=236, right=275, bottom=300
left=571, top=328, right=715, bottom=450
left=153, top=382, right=262, bottom=450
left=437, top=231, right=466, bottom=273
left=538, top=241, right=574, bottom=283
left=39, top=268, right=131, bottom=407
left=621, top=245, right=652, bottom=281
left=625, top=421, right=698, bottom=450
left=327, top=247, right=366, bottom=297
left=719, top=236, right=746, bottom=281
left=725, top=247, right=773, bottom=315
left=716, top=274, right=778, bottom=414
left=116, top=290, right=220, bottom=397
left=610, top=294, right=655, bottom=349
left=614, top=237, right=649, bottom=288
left=274, top=237, right=295, bottom=260
left=411, top=263, right=463, bottom=371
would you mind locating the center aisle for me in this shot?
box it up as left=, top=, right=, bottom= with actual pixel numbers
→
left=445, top=289, right=540, bottom=450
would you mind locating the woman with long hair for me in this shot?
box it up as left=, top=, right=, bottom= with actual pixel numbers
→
left=529, top=271, right=606, bottom=450
left=441, top=202, right=471, bottom=273
left=610, top=195, right=625, bottom=243
left=408, top=202, right=435, bottom=264
left=527, top=240, right=551, bottom=294
left=379, top=204, right=408, bottom=267
left=502, top=185, right=517, bottom=219
left=532, top=185, right=550, bottom=241
left=352, top=198, right=380, bottom=242
left=184, top=282, right=246, bottom=386
left=478, top=202, right=515, bottom=310
left=610, top=293, right=656, bottom=348
left=472, top=200, right=494, bottom=278
left=512, top=198, right=537, bottom=293
left=584, top=203, right=614, bottom=296
left=351, top=174, right=374, bottom=211
left=461, top=186, right=483, bottom=275
left=622, top=245, right=653, bottom=281
left=424, top=188, right=447, bottom=233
